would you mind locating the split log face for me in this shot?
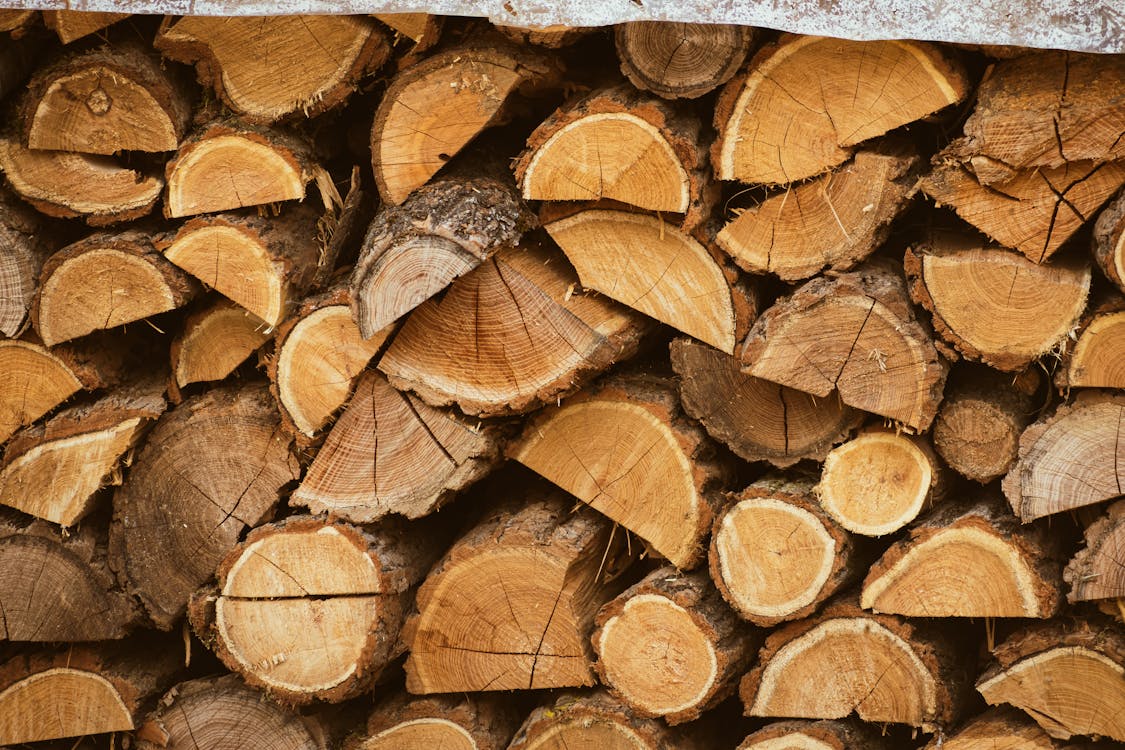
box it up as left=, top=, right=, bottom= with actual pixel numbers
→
left=0, top=138, right=163, bottom=225
left=1065, top=499, right=1125, bottom=602
left=374, top=13, right=441, bottom=47
left=111, top=384, right=299, bottom=629
left=291, top=370, right=504, bottom=522
left=817, top=428, right=945, bottom=536
left=710, top=476, right=860, bottom=626
left=738, top=719, right=889, bottom=750
left=1093, top=191, right=1125, bottom=293
left=380, top=242, right=647, bottom=417
left=904, top=237, right=1090, bottom=371
left=717, top=144, right=921, bottom=281
left=354, top=693, right=520, bottom=750
left=42, top=11, right=130, bottom=44
left=171, top=298, right=271, bottom=390
left=1061, top=304, right=1125, bottom=389
left=976, top=620, right=1125, bottom=741
left=544, top=208, right=753, bottom=354
left=24, top=44, right=191, bottom=154
left=671, top=338, right=861, bottom=467
left=861, top=497, right=1063, bottom=618
left=741, top=262, right=948, bottom=432
left=614, top=22, right=752, bottom=99
left=156, top=15, right=389, bottom=122
left=511, top=374, right=731, bottom=568
left=0, top=188, right=51, bottom=338
left=32, top=231, right=199, bottom=347
left=713, top=36, right=968, bottom=185
left=923, top=707, right=1061, bottom=750
left=1002, top=391, right=1125, bottom=522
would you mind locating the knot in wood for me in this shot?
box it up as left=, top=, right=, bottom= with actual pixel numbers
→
left=85, top=86, right=112, bottom=116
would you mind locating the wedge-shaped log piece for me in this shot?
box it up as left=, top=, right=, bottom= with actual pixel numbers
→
left=350, top=177, right=534, bottom=337
left=1065, top=499, right=1125, bottom=602
left=615, top=22, right=752, bottom=100
left=738, top=719, right=890, bottom=750
left=0, top=510, right=140, bottom=641
left=1059, top=300, right=1125, bottom=389
left=380, top=242, right=647, bottom=417
left=269, top=285, right=390, bottom=439
left=157, top=15, right=389, bottom=122
left=159, top=205, right=321, bottom=327
left=32, top=231, right=198, bottom=347
left=515, top=85, right=712, bottom=229
left=164, top=121, right=317, bottom=218
left=977, top=619, right=1125, bottom=742
left=190, top=516, right=443, bottom=705
left=741, top=261, right=947, bottom=431
left=944, top=52, right=1125, bottom=184
left=717, top=144, right=921, bottom=281
left=352, top=693, right=520, bottom=750
left=818, top=427, right=946, bottom=536
left=862, top=497, right=1063, bottom=617
left=404, top=491, right=631, bottom=693
left=0, top=138, right=162, bottom=225
left=544, top=208, right=756, bottom=353
left=592, top=566, right=759, bottom=724
left=921, top=160, right=1125, bottom=264
left=0, top=380, right=165, bottom=526
left=1093, top=190, right=1125, bottom=293
left=671, top=338, right=861, bottom=467
left=292, top=371, right=503, bottom=522
left=374, top=13, right=441, bottom=48
left=511, top=373, right=731, bottom=568
left=24, top=44, right=191, bottom=154
left=0, top=188, right=52, bottom=337
left=905, top=236, right=1090, bottom=371
left=111, top=383, right=299, bottom=629
left=711, top=475, right=861, bottom=626
left=136, top=675, right=331, bottom=750
left=171, top=298, right=271, bottom=391
left=740, top=597, right=970, bottom=731
left=1002, top=391, right=1125, bottom=522
left=42, top=11, right=130, bottom=43
left=0, top=638, right=178, bottom=746
left=372, top=40, right=555, bottom=205
left=713, top=36, right=968, bottom=185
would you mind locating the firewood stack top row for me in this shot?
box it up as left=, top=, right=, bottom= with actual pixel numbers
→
left=0, top=8, right=1123, bottom=750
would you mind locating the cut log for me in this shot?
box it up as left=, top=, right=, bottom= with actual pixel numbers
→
left=495, top=24, right=592, bottom=48
left=592, top=566, right=758, bottom=724
left=515, top=85, right=713, bottom=230
left=349, top=176, right=535, bottom=338
left=710, top=475, right=862, bottom=626
left=0, top=379, right=165, bottom=526
left=0, top=187, right=51, bottom=338
left=670, top=337, right=862, bottom=467
left=0, top=509, right=140, bottom=641
left=740, top=261, right=948, bottom=432
left=135, top=675, right=331, bottom=750
left=110, top=383, right=300, bottom=629
left=904, top=235, right=1090, bottom=371
left=923, top=707, right=1063, bottom=750
left=269, top=284, right=390, bottom=439
left=738, top=719, right=889, bottom=750
left=373, top=13, right=441, bottom=49
left=1092, top=190, right=1125, bottom=293
left=976, top=619, right=1125, bottom=741
left=0, top=137, right=163, bottom=225
left=1001, top=391, right=1125, bottom=522
left=23, top=43, right=191, bottom=154
left=41, top=11, right=130, bottom=43
left=156, top=15, right=389, bottom=122
left=291, top=370, right=504, bottom=522
left=740, top=596, right=970, bottom=731
left=543, top=207, right=757, bottom=354
left=0, top=10, right=36, bottom=36
left=403, top=490, right=631, bottom=693
left=614, top=22, right=752, bottom=99
left=920, top=159, right=1125, bottom=264
left=712, top=35, right=968, bottom=185
left=716, top=143, right=921, bottom=281
left=351, top=693, right=520, bottom=750
left=1057, top=298, right=1125, bottom=389
left=933, top=365, right=1040, bottom=483
left=510, top=372, right=731, bottom=568
left=158, top=204, right=321, bottom=327
left=190, top=515, right=444, bottom=705
left=817, top=427, right=947, bottom=536
left=32, top=231, right=199, bottom=347
left=861, top=496, right=1063, bottom=617
left=1065, top=499, right=1125, bottom=602
left=163, top=120, right=318, bottom=218
left=0, top=637, right=178, bottom=746
left=371, top=39, right=557, bottom=205
left=170, top=298, right=271, bottom=392
left=943, top=52, right=1125, bottom=184
left=379, top=241, right=647, bottom=417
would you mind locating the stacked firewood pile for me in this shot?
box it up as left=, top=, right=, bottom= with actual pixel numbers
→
left=0, top=9, right=1123, bottom=749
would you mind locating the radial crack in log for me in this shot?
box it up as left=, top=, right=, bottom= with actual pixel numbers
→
left=171, top=298, right=272, bottom=392
left=615, top=21, right=752, bottom=100
left=1065, top=499, right=1125, bottom=602
left=351, top=693, right=521, bottom=750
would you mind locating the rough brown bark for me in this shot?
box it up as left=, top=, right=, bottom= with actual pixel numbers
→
left=1092, top=190, right=1125, bottom=294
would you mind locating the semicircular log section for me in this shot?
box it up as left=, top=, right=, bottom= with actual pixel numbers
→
left=0, top=340, right=83, bottom=444
left=1062, top=306, right=1125, bottom=389
left=0, top=668, right=134, bottom=744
